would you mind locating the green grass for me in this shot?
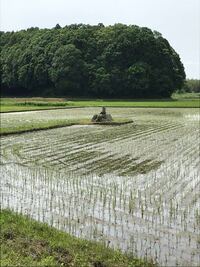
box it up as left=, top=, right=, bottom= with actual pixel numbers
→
left=0, top=209, right=155, bottom=267
left=0, top=119, right=81, bottom=135
left=0, top=118, right=133, bottom=136
left=0, top=93, right=199, bottom=112
left=0, top=105, right=73, bottom=112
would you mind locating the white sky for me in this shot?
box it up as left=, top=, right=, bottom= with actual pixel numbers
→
left=0, top=0, right=199, bottom=79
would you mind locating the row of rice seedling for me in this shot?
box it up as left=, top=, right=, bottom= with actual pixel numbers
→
left=1, top=162, right=199, bottom=266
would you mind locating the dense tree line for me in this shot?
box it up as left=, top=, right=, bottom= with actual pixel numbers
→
left=181, top=79, right=200, bottom=93
left=0, top=24, right=185, bottom=98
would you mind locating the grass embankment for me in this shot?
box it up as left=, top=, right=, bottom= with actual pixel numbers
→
left=0, top=118, right=133, bottom=136
left=0, top=119, right=80, bottom=136
left=0, top=93, right=200, bottom=112
left=0, top=209, right=155, bottom=267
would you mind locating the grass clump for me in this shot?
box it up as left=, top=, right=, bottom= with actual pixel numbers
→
left=0, top=209, right=156, bottom=267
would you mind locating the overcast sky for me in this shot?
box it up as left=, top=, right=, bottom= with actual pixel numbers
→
left=0, top=0, right=199, bottom=79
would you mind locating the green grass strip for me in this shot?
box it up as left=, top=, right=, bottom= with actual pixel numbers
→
left=0, top=209, right=155, bottom=267
left=0, top=119, right=133, bottom=136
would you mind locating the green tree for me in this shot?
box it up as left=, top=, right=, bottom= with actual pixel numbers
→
left=0, top=24, right=186, bottom=98
left=126, top=63, right=151, bottom=97
left=182, top=79, right=200, bottom=93
left=90, top=67, right=111, bottom=97
left=49, top=44, right=86, bottom=96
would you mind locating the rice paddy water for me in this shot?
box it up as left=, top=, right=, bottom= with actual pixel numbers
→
left=1, top=108, right=200, bottom=266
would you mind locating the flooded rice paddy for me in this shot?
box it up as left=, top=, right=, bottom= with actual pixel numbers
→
left=1, top=108, right=200, bottom=266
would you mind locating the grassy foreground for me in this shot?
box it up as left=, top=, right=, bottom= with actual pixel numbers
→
left=0, top=209, right=155, bottom=267
left=0, top=94, right=200, bottom=112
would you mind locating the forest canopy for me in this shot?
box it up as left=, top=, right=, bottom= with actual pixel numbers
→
left=0, top=24, right=186, bottom=98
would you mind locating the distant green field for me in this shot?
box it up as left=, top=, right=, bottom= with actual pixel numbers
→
left=0, top=93, right=199, bottom=112
left=1, top=209, right=155, bottom=267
